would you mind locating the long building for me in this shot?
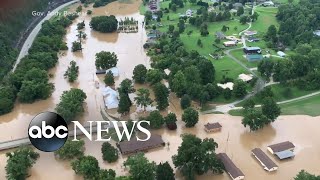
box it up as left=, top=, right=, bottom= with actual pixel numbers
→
left=267, top=141, right=295, bottom=160
left=252, top=148, right=278, bottom=172
left=217, top=153, right=245, bottom=180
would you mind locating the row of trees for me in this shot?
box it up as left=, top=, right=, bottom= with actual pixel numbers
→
left=0, top=15, right=75, bottom=115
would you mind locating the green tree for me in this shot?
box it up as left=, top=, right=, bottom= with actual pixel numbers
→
left=118, top=79, right=135, bottom=94
left=164, top=112, right=177, bottom=130
left=171, top=71, right=187, bottom=97
left=223, top=88, right=232, bottom=100
left=168, top=25, right=175, bottom=33
left=239, top=15, right=248, bottom=24
left=76, top=5, right=83, bottom=12
left=146, top=69, right=164, bottom=85
left=54, top=139, right=85, bottom=160
left=265, top=25, right=277, bottom=43
left=72, top=41, right=82, bottom=52
left=197, top=39, right=203, bottom=47
left=147, top=110, right=164, bottom=129
left=99, top=169, right=116, bottom=180
left=294, top=170, right=320, bottom=180
left=153, top=83, right=169, bottom=110
left=71, top=156, right=100, bottom=179
left=104, top=71, right=115, bottom=86
left=261, top=98, right=281, bottom=122
left=5, top=147, right=40, bottom=180
left=95, top=51, right=118, bottom=70
left=182, top=107, right=198, bottom=127
left=124, top=153, right=156, bottom=180
left=87, top=10, right=92, bottom=15
left=101, top=142, right=119, bottom=163
left=134, top=88, right=153, bottom=111
left=0, top=86, right=16, bottom=115
left=233, top=80, right=247, bottom=98
left=55, top=88, right=87, bottom=123
left=243, top=99, right=255, bottom=109
left=18, top=68, right=53, bottom=103
left=118, top=92, right=132, bottom=115
left=180, top=94, right=191, bottom=109
left=90, top=15, right=118, bottom=33
left=133, top=64, right=147, bottom=84
left=242, top=109, right=268, bottom=131
left=172, top=134, right=223, bottom=180
left=237, top=6, right=244, bottom=16
left=156, top=162, right=175, bottom=180
left=77, top=21, right=85, bottom=30
left=197, top=59, right=215, bottom=84
left=178, top=19, right=185, bottom=33
left=64, top=61, right=79, bottom=82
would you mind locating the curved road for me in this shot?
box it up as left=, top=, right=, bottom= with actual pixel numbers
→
left=12, top=0, right=79, bottom=72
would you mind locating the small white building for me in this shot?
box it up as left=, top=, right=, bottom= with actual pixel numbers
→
left=217, top=82, right=234, bottom=90
left=106, top=67, right=119, bottom=77
left=277, top=51, right=286, bottom=57
left=101, top=86, right=119, bottom=109
left=238, top=74, right=253, bottom=82
left=186, top=9, right=193, bottom=17
left=262, top=1, right=274, bottom=6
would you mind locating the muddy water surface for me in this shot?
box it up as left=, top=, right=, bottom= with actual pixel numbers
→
left=1, top=1, right=320, bottom=180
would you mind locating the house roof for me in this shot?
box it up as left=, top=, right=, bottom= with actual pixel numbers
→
left=217, top=153, right=245, bottom=179
left=314, top=30, right=320, bottom=36
left=244, top=47, right=261, bottom=51
left=118, top=134, right=165, bottom=154
left=216, top=31, right=226, bottom=38
left=238, top=73, right=253, bottom=82
left=268, top=141, right=295, bottom=153
left=224, top=41, right=237, bottom=45
left=275, top=150, right=295, bottom=160
left=204, top=122, right=222, bottom=130
left=252, top=148, right=278, bottom=170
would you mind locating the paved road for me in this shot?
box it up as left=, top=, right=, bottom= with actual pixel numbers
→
left=12, top=0, right=79, bottom=72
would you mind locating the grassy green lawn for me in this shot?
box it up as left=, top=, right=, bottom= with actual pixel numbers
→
left=273, top=0, right=299, bottom=4
left=212, top=56, right=249, bottom=81
left=230, top=94, right=320, bottom=117
left=139, top=3, right=147, bottom=15
left=229, top=49, right=260, bottom=68
left=236, top=84, right=318, bottom=106
left=280, top=94, right=320, bottom=116
left=251, top=7, right=279, bottom=33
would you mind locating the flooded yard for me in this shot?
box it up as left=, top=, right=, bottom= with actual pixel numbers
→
left=0, top=0, right=319, bottom=179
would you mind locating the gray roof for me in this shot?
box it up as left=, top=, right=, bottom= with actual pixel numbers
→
left=217, top=153, right=244, bottom=179
left=118, top=134, right=165, bottom=155
left=216, top=32, right=226, bottom=38
left=252, top=148, right=278, bottom=170
left=275, top=150, right=295, bottom=160
left=268, top=141, right=295, bottom=153
left=244, top=47, right=261, bottom=51
left=204, top=122, right=222, bottom=130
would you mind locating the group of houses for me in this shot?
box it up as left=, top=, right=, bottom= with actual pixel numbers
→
left=220, top=141, right=295, bottom=180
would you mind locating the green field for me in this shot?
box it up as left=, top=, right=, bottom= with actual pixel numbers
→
left=251, top=7, right=279, bottom=33
left=212, top=56, right=249, bottom=81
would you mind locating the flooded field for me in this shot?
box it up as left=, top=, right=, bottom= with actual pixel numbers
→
left=0, top=0, right=320, bottom=179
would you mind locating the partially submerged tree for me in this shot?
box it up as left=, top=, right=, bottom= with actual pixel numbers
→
left=134, top=88, right=153, bottom=111
left=182, top=107, right=199, bottom=127
left=104, top=71, right=115, bottom=86
left=153, top=83, right=170, bottom=110
left=132, top=64, right=147, bottom=84
left=95, top=51, right=118, bottom=70
left=101, top=142, right=119, bottom=163
left=156, top=162, right=175, bottom=180
left=147, top=110, right=164, bottom=129
left=164, top=112, right=177, bottom=130
left=64, top=61, right=79, bottom=82
left=124, top=153, right=156, bottom=180
left=54, top=139, right=85, bottom=160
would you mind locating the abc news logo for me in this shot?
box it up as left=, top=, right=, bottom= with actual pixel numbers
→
left=28, top=112, right=151, bottom=152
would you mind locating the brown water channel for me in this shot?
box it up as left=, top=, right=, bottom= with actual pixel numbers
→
left=0, top=1, right=320, bottom=179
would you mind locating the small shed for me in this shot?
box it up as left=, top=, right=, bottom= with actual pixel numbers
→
left=277, top=51, right=286, bottom=57
left=267, top=141, right=295, bottom=154
left=252, top=148, right=278, bottom=172
left=204, top=122, right=222, bottom=132
left=223, top=41, right=237, bottom=47
left=217, top=153, right=245, bottom=180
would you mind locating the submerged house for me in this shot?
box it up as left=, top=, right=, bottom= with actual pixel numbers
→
left=267, top=141, right=295, bottom=160
left=117, top=134, right=165, bottom=155
left=217, top=153, right=245, bottom=180
left=252, top=148, right=278, bottom=172
left=204, top=122, right=222, bottom=133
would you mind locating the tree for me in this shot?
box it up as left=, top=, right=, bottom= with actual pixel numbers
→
left=146, top=69, right=164, bottom=85
left=233, top=80, right=247, bottom=98
left=72, top=41, right=82, bottom=52
left=239, top=15, right=248, bottom=24
left=172, top=134, right=223, bottom=180
left=101, top=142, right=119, bottom=163
left=64, top=61, right=79, bottom=82
left=99, top=169, right=116, bottom=180
left=180, top=94, right=191, bottom=109
left=250, top=12, right=259, bottom=22
left=76, top=5, right=83, bottom=12
left=104, top=71, right=115, bottom=86
left=294, top=170, right=320, bottom=180
left=178, top=19, right=185, bottom=33
left=243, top=99, right=255, bottom=109
left=237, top=6, right=244, bottom=16
left=90, top=15, right=118, bottom=33
left=197, top=39, right=203, bottom=47
left=134, top=88, right=153, bottom=111
left=71, top=156, right=100, bottom=179
left=77, top=21, right=85, bottom=30
left=182, top=107, right=198, bottom=127
left=18, top=68, right=53, bottom=103
left=0, top=86, right=16, bottom=115
left=133, top=64, right=147, bottom=84
left=156, top=162, right=175, bottom=180
left=261, top=97, right=281, bottom=122
left=87, top=10, right=92, bottom=15
left=54, top=139, right=84, bottom=159
left=221, top=25, right=228, bottom=32
left=164, top=112, right=177, bottom=130
left=118, top=78, right=135, bottom=94
left=118, top=92, right=132, bottom=114
left=265, top=25, right=277, bottom=43
left=197, top=59, right=215, bottom=84
left=5, top=147, right=40, bottom=180
left=55, top=88, right=87, bottom=123
left=95, top=51, right=118, bottom=70
left=147, top=110, right=164, bottom=129
left=153, top=83, right=169, bottom=110
left=223, top=88, right=232, bottom=100
left=242, top=109, right=269, bottom=131
left=124, top=153, right=156, bottom=180
left=200, top=23, right=209, bottom=36
left=168, top=25, right=175, bottom=33
left=171, top=71, right=187, bottom=97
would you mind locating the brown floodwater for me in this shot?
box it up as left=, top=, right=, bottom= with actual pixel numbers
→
left=1, top=1, right=320, bottom=180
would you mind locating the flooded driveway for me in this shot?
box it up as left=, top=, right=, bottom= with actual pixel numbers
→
left=0, top=0, right=320, bottom=179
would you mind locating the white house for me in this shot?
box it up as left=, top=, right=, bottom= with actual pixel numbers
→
left=101, top=86, right=119, bottom=109
left=106, top=67, right=119, bottom=77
